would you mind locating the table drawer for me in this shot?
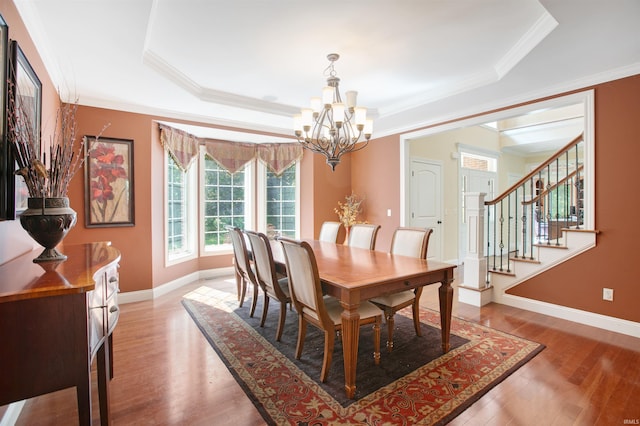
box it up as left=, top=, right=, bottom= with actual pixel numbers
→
left=106, top=292, right=119, bottom=335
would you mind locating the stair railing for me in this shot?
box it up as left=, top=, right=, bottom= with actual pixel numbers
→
left=483, top=133, right=584, bottom=281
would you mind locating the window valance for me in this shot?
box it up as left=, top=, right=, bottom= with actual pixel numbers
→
left=159, top=124, right=200, bottom=172
left=203, top=139, right=256, bottom=174
left=159, top=123, right=302, bottom=176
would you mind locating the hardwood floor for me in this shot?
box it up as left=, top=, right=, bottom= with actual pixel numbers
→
left=6, top=272, right=640, bottom=425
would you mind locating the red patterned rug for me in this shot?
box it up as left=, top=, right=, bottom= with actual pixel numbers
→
left=182, top=285, right=543, bottom=425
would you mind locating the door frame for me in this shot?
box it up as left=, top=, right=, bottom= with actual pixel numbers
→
left=399, top=90, right=595, bottom=262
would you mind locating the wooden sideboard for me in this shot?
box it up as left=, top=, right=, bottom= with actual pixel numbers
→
left=0, top=242, right=121, bottom=425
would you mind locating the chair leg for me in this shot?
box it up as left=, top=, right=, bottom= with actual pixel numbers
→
left=385, top=310, right=395, bottom=352
left=260, top=293, right=270, bottom=327
left=320, top=328, right=335, bottom=383
left=249, top=282, right=258, bottom=318
left=234, top=269, right=242, bottom=303
left=239, top=277, right=247, bottom=308
left=275, top=301, right=287, bottom=342
left=373, top=317, right=381, bottom=365
left=295, top=316, right=307, bottom=359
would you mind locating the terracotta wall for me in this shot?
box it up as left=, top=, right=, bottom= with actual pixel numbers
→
left=0, top=0, right=59, bottom=265
left=506, top=74, right=640, bottom=323
left=351, top=134, right=401, bottom=251
left=63, top=105, right=352, bottom=293
left=3, top=0, right=639, bottom=324
left=352, top=74, right=640, bottom=324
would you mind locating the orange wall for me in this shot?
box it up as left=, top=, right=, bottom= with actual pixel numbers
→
left=506, top=74, right=640, bottom=323
left=352, top=134, right=401, bottom=251
left=0, top=0, right=60, bottom=265
left=2, top=0, right=639, bottom=325
left=353, top=74, right=640, bottom=324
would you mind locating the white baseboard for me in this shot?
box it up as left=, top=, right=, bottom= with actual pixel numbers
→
left=500, top=294, right=640, bottom=339
left=118, top=267, right=235, bottom=304
left=0, top=400, right=25, bottom=426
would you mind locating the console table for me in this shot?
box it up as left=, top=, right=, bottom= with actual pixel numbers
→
left=0, top=242, right=121, bottom=425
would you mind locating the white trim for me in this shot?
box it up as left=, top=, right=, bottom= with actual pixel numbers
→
left=118, top=267, right=235, bottom=304
left=0, top=400, right=25, bottom=426
left=377, top=63, right=640, bottom=139
left=165, top=150, right=198, bottom=266
left=500, top=294, right=640, bottom=339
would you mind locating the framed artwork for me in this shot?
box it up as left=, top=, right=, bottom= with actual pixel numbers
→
left=84, top=136, right=135, bottom=227
left=0, top=14, right=8, bottom=219
left=6, top=39, right=42, bottom=219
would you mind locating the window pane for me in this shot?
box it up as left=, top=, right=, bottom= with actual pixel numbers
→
left=203, top=158, right=247, bottom=249
left=167, top=156, right=189, bottom=256
left=264, top=164, right=297, bottom=237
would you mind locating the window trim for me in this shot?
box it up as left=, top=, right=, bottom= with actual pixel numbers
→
left=164, top=150, right=198, bottom=266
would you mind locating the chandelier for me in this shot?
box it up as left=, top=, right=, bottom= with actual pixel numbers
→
left=294, top=53, right=373, bottom=171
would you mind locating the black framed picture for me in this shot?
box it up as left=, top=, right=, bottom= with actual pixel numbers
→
left=84, top=136, right=135, bottom=227
left=6, top=39, right=42, bottom=219
left=0, top=14, right=9, bottom=220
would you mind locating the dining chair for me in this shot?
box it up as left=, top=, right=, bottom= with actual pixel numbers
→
left=278, top=237, right=382, bottom=383
left=245, top=230, right=291, bottom=341
left=370, top=227, right=433, bottom=352
left=226, top=226, right=259, bottom=317
left=347, top=223, right=381, bottom=250
left=318, top=221, right=341, bottom=243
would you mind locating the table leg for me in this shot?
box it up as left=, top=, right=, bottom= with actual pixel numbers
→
left=438, top=271, right=455, bottom=353
left=97, top=337, right=112, bottom=426
left=340, top=297, right=360, bottom=399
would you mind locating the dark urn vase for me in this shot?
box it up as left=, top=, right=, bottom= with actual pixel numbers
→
left=20, top=197, right=77, bottom=263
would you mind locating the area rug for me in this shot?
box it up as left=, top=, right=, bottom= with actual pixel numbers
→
left=182, top=285, right=544, bottom=425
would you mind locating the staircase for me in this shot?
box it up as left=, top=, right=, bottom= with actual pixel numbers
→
left=459, top=133, right=599, bottom=306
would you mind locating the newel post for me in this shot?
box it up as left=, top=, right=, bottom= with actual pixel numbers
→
left=458, top=192, right=492, bottom=306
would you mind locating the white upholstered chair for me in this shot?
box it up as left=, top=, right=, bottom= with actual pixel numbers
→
left=370, top=227, right=433, bottom=352
left=318, top=221, right=341, bottom=243
left=226, top=226, right=260, bottom=317
left=245, top=230, right=291, bottom=341
left=278, top=237, right=382, bottom=383
left=347, top=223, right=381, bottom=250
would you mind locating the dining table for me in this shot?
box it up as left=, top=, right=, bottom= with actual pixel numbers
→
left=270, top=239, right=456, bottom=399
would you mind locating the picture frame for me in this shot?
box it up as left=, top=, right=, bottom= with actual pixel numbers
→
left=6, top=39, right=42, bottom=219
left=0, top=14, right=9, bottom=220
left=84, top=136, right=135, bottom=227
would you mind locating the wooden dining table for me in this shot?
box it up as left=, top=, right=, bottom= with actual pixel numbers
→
left=270, top=239, right=456, bottom=399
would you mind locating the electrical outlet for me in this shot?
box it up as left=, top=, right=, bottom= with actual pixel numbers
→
left=603, top=288, right=614, bottom=301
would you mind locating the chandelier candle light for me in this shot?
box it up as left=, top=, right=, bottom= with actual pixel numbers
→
left=294, top=53, right=373, bottom=171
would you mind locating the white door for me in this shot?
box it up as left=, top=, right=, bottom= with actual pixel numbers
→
left=459, top=169, right=496, bottom=260
left=409, top=160, right=442, bottom=260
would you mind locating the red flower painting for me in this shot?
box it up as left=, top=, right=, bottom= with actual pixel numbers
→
left=88, top=142, right=129, bottom=223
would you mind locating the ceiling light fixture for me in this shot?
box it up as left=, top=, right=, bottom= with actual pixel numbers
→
left=294, top=53, right=373, bottom=171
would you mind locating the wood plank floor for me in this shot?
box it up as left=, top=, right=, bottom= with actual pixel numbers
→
left=6, top=272, right=640, bottom=425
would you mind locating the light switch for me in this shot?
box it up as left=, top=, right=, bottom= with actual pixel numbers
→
left=387, top=209, right=391, bottom=217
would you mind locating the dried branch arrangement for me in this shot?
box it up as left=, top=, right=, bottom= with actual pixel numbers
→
left=7, top=82, right=108, bottom=198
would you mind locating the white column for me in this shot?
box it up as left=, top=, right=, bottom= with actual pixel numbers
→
left=458, top=192, right=492, bottom=306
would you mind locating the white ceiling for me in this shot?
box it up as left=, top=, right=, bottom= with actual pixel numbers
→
left=14, top=0, right=640, bottom=142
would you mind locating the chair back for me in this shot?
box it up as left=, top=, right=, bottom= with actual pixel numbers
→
left=226, top=226, right=255, bottom=280
left=348, top=223, right=381, bottom=250
left=318, top=221, right=341, bottom=243
left=278, top=237, right=330, bottom=325
left=245, top=230, right=287, bottom=300
left=390, top=227, right=433, bottom=259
